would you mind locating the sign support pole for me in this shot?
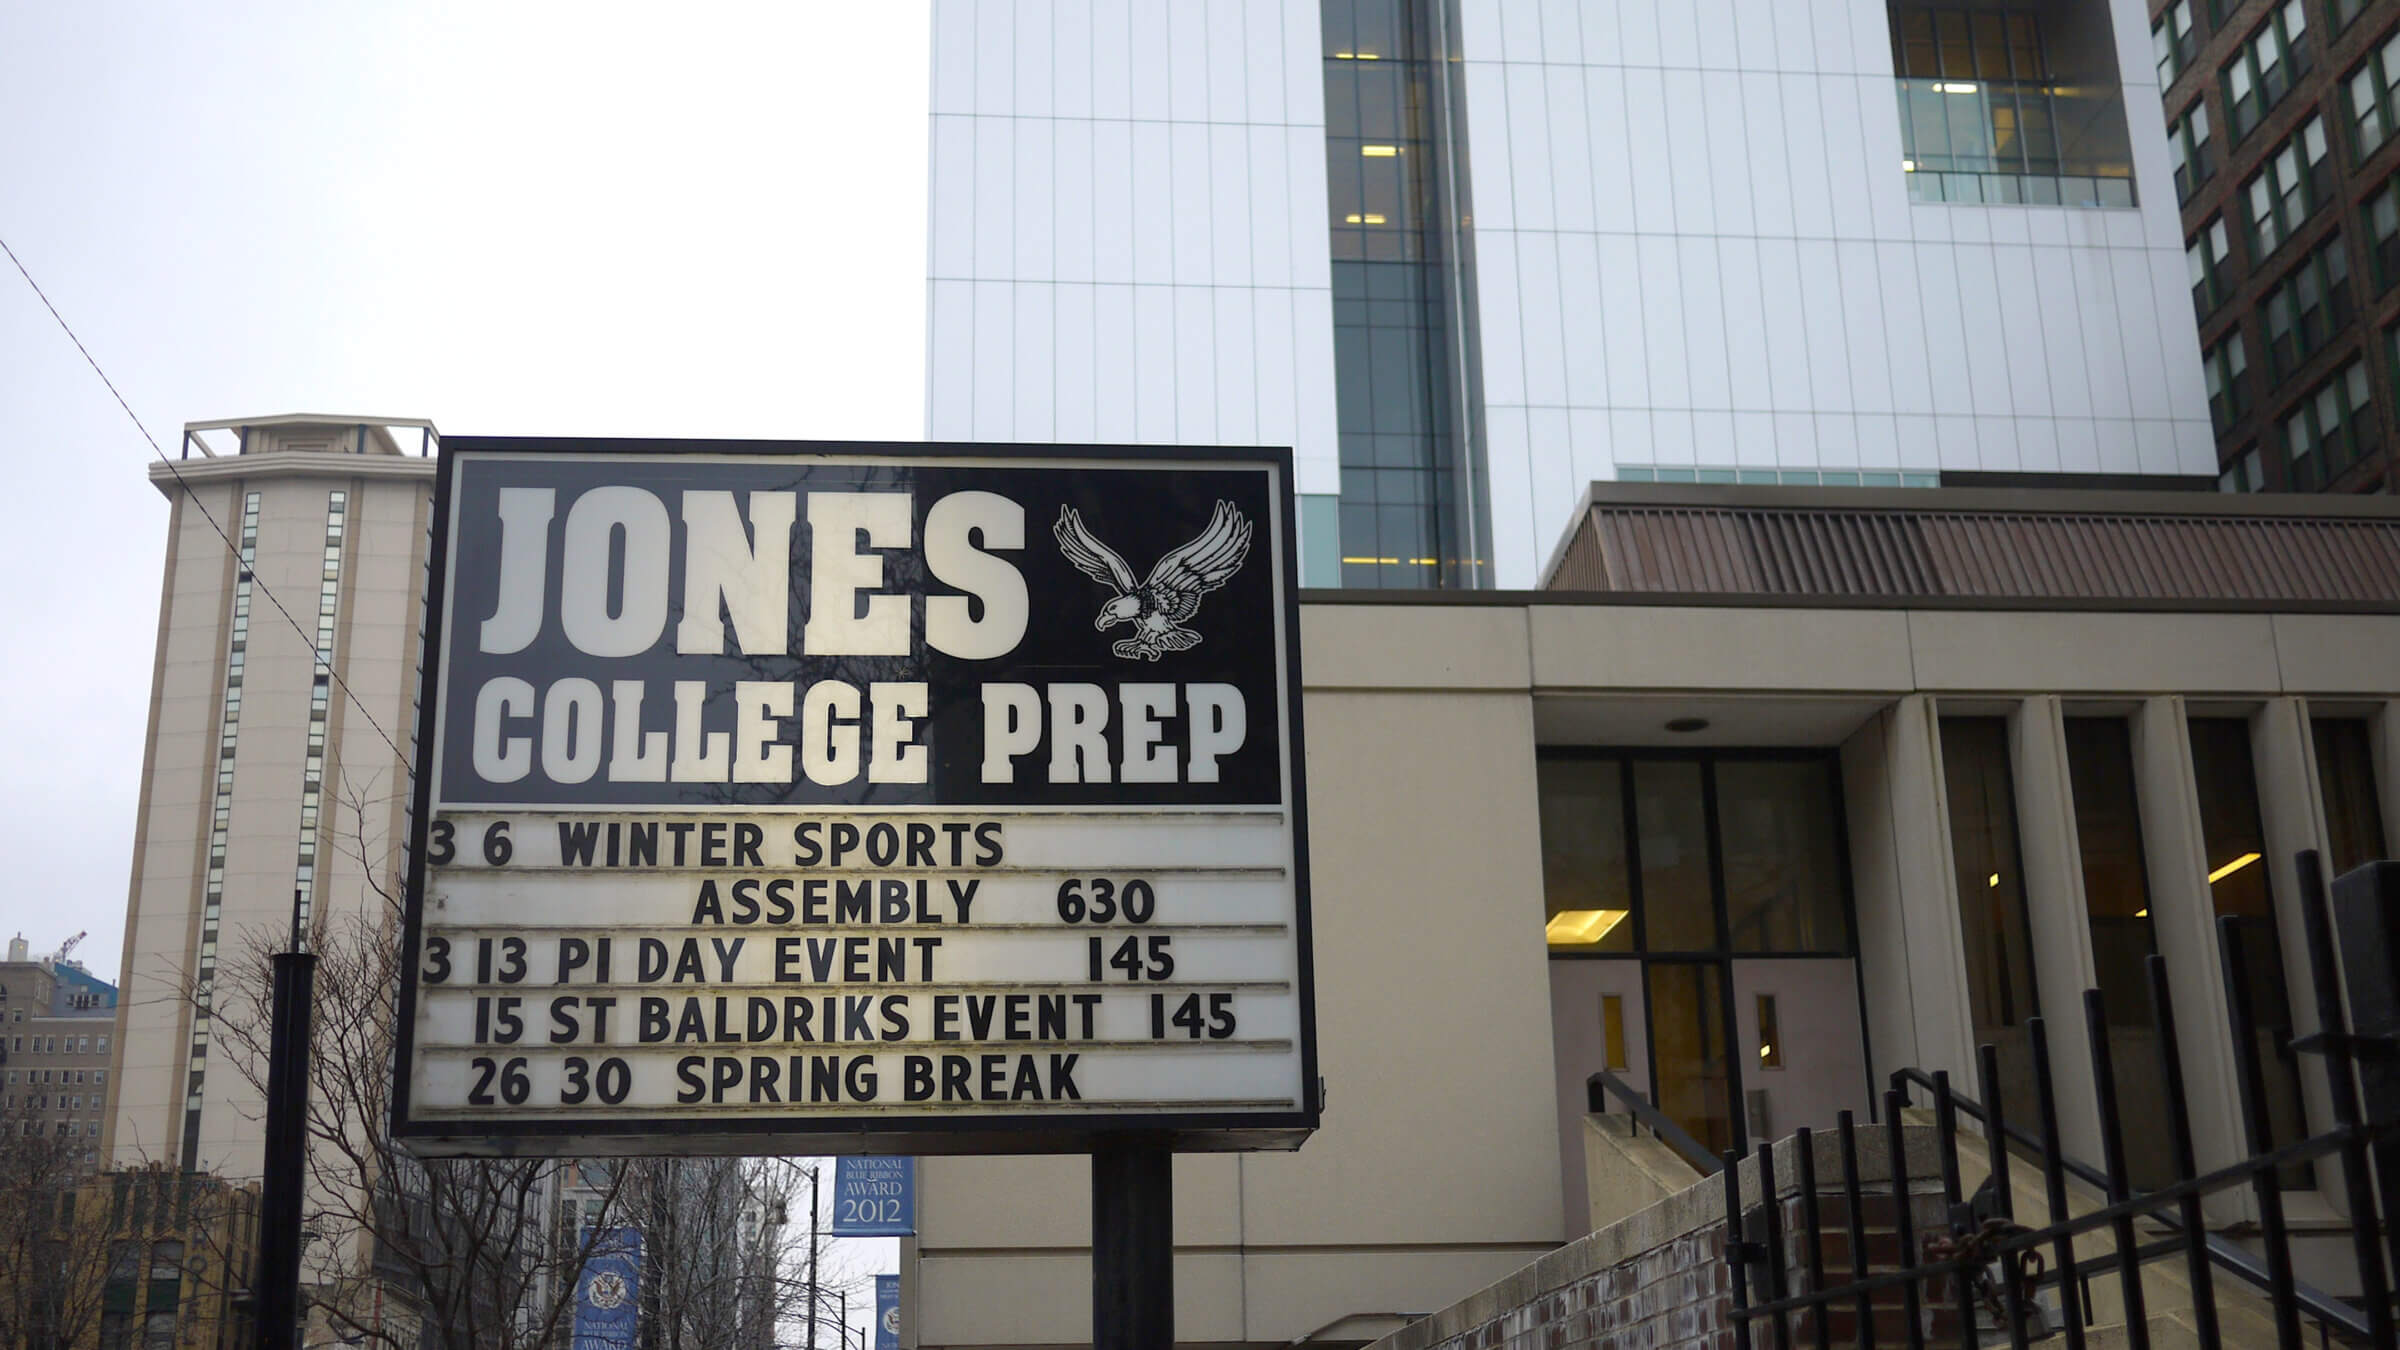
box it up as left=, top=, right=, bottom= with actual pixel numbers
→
left=1091, top=1134, right=1174, bottom=1350
left=254, top=947, right=315, bottom=1350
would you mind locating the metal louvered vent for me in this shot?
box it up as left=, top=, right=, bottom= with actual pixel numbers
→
left=1546, top=493, right=2400, bottom=606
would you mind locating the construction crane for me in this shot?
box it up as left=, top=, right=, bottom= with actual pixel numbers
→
left=51, top=931, right=84, bottom=964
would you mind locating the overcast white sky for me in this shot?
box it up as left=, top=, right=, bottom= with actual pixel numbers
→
left=0, top=0, right=926, bottom=1286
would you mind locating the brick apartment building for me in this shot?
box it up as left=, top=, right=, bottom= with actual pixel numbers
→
left=2160, top=0, right=2400, bottom=491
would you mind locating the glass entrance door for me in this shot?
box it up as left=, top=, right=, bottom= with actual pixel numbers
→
left=1648, top=963, right=1733, bottom=1155
left=1541, top=751, right=1874, bottom=1172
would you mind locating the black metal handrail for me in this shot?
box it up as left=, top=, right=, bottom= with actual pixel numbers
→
left=1889, top=1064, right=2373, bottom=1343
left=1586, top=1067, right=1723, bottom=1177
left=1719, top=852, right=2395, bottom=1350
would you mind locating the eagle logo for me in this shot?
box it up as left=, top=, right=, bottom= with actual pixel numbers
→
left=585, top=1271, right=629, bottom=1311
left=1054, top=500, right=1253, bottom=661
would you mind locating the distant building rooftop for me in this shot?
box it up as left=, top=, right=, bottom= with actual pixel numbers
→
left=178, top=414, right=438, bottom=459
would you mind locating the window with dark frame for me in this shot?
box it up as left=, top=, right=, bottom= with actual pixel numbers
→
left=2188, top=717, right=2315, bottom=1190
left=2189, top=217, right=2234, bottom=317
left=2281, top=358, right=2375, bottom=489
left=2205, top=331, right=2251, bottom=432
left=2346, top=31, right=2400, bottom=155
left=2242, top=115, right=2332, bottom=261
left=2369, top=174, right=2400, bottom=295
left=1937, top=716, right=2041, bottom=1131
left=2169, top=99, right=2215, bottom=203
left=2062, top=717, right=2172, bottom=1192
left=2312, top=717, right=2388, bottom=875
left=1537, top=750, right=1861, bottom=1155
left=2222, top=1, right=2314, bottom=142
left=2260, top=234, right=2354, bottom=377
left=1893, top=3, right=2136, bottom=207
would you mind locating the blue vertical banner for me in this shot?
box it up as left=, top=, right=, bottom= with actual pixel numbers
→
left=874, top=1274, right=901, bottom=1350
left=831, top=1157, right=916, bottom=1235
left=570, top=1228, right=642, bottom=1350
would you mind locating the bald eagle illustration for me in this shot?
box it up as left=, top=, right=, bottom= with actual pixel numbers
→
left=1053, top=500, right=1254, bottom=661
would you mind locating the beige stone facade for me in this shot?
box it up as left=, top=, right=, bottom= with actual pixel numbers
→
left=103, top=418, right=434, bottom=1178
left=905, top=569, right=2400, bottom=1347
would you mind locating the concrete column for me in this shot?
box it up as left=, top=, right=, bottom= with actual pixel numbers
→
left=2129, top=697, right=2248, bottom=1220
left=1843, top=695, right=1978, bottom=1093
left=1843, top=705, right=1918, bottom=1079
left=2007, top=697, right=2105, bottom=1164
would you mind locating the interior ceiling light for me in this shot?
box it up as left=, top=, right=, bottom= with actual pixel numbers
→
left=1665, top=717, right=1710, bottom=733
left=1544, top=910, right=1629, bottom=945
left=1933, top=81, right=1980, bottom=93
left=1988, top=872, right=2001, bottom=888
left=2208, top=852, right=2262, bottom=884
left=1362, top=144, right=1399, bottom=156
left=1902, top=159, right=1918, bottom=171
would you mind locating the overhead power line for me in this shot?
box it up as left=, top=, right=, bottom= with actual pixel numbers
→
left=0, top=233, right=411, bottom=770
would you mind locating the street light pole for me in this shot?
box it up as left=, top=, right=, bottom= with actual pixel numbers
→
left=804, top=1168, right=819, bottom=1350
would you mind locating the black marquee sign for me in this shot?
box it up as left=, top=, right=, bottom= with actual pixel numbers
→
left=391, top=439, right=1316, bottom=1156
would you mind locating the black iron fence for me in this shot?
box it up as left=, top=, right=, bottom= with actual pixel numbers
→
left=1723, top=852, right=2398, bottom=1350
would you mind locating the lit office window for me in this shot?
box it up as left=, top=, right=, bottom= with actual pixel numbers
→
left=1541, top=754, right=1854, bottom=957
left=2242, top=116, right=2332, bottom=259
left=1539, top=759, right=1635, bottom=954
left=1893, top=4, right=2136, bottom=207
left=2168, top=100, right=2215, bottom=203
left=2281, top=359, right=2375, bottom=490
left=2189, top=717, right=2313, bottom=1189
left=1938, top=717, right=2040, bottom=1125
left=2223, top=2, right=2314, bottom=142
left=2204, top=332, right=2251, bottom=432
left=2260, top=235, right=2354, bottom=377
left=2344, top=31, right=2400, bottom=155
left=2313, top=718, right=2387, bottom=875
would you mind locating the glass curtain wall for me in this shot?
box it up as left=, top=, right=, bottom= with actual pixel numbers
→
left=2062, top=719, right=2170, bottom=1191
left=2188, top=718, right=2313, bottom=1189
left=1938, top=718, right=2041, bottom=1127
left=1322, top=0, right=1476, bottom=589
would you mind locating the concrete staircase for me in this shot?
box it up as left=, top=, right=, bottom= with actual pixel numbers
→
left=1366, top=1116, right=2356, bottom=1350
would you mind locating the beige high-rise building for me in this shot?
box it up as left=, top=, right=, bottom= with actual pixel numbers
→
left=104, top=416, right=435, bottom=1176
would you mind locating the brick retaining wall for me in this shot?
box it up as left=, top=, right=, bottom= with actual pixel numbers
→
left=1370, top=1126, right=1955, bottom=1350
